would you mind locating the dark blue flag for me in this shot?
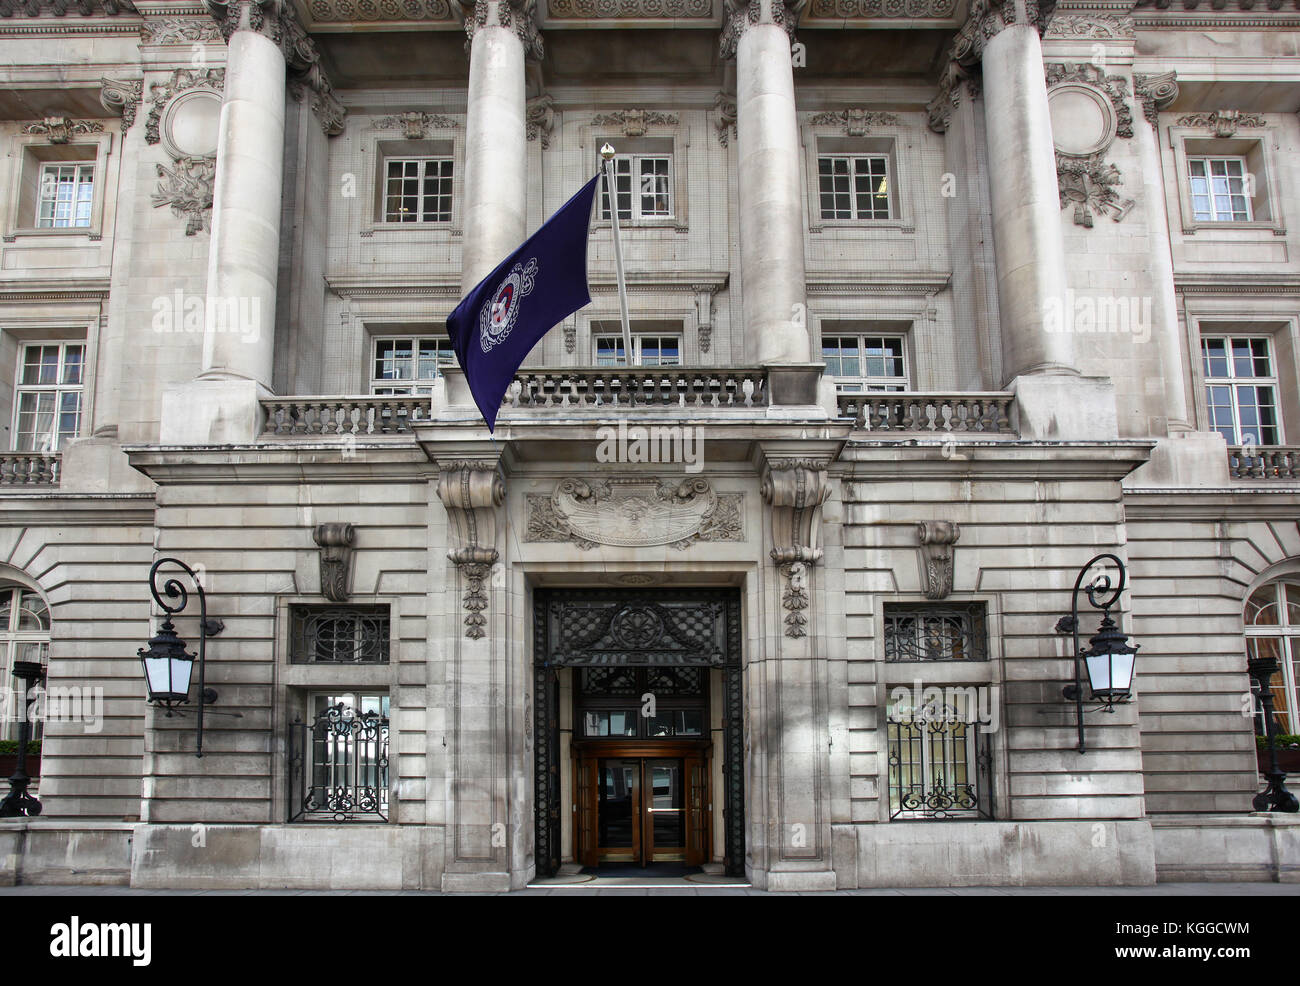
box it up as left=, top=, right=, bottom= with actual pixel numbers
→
left=446, top=173, right=601, bottom=431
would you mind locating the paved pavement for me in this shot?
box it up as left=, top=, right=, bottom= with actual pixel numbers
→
left=2, top=882, right=1297, bottom=895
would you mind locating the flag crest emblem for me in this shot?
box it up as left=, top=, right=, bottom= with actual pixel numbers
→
left=479, top=258, right=538, bottom=354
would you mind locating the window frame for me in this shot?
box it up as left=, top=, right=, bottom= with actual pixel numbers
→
left=1245, top=579, right=1300, bottom=737
left=598, top=152, right=674, bottom=224
left=816, top=153, right=892, bottom=222
left=35, top=161, right=96, bottom=229
left=1186, top=156, right=1252, bottom=223
left=359, top=128, right=463, bottom=238
left=592, top=332, right=684, bottom=368
left=585, top=126, right=689, bottom=233
left=803, top=129, right=913, bottom=234
left=368, top=335, right=458, bottom=395
left=1166, top=127, right=1286, bottom=236
left=11, top=339, right=86, bottom=452
left=820, top=331, right=910, bottom=394
left=1199, top=333, right=1283, bottom=447
left=290, top=690, right=391, bottom=823
left=380, top=155, right=454, bottom=225
left=5, top=129, right=114, bottom=239
left=0, top=584, right=50, bottom=744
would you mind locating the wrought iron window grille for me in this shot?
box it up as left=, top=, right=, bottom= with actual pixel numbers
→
left=289, top=703, right=389, bottom=822
left=290, top=606, right=390, bottom=664
left=884, top=603, right=988, bottom=662
left=887, top=703, right=993, bottom=820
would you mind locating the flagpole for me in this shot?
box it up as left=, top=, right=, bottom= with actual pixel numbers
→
left=600, top=143, right=634, bottom=366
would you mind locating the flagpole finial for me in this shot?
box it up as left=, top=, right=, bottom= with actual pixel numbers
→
left=600, top=142, right=616, bottom=160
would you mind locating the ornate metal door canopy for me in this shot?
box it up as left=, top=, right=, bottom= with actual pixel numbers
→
left=533, top=588, right=745, bottom=877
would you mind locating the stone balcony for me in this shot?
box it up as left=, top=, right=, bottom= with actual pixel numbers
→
left=0, top=452, right=61, bottom=487
left=1228, top=446, right=1300, bottom=481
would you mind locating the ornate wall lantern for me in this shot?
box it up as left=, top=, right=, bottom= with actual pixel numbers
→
left=137, top=557, right=234, bottom=758
left=1054, top=553, right=1140, bottom=753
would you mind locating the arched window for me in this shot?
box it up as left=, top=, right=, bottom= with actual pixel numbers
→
left=1245, top=579, right=1300, bottom=736
left=0, top=584, right=49, bottom=742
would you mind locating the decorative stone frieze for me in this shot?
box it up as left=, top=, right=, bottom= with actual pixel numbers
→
left=805, top=0, right=955, bottom=18
left=141, top=18, right=223, bottom=43
left=1133, top=71, right=1178, bottom=127
left=761, top=457, right=832, bottom=638
left=590, top=109, right=679, bottom=137
left=525, top=478, right=742, bottom=551
left=712, top=92, right=737, bottom=146
left=1175, top=109, right=1266, bottom=137
left=549, top=0, right=711, bottom=17
left=917, top=521, right=960, bottom=600
left=526, top=95, right=554, bottom=147
left=145, top=69, right=224, bottom=146
left=374, top=111, right=458, bottom=139
left=22, top=117, right=103, bottom=143
left=1043, top=12, right=1134, bottom=38
left=437, top=459, right=505, bottom=640
left=809, top=109, right=899, bottom=136
left=100, top=78, right=142, bottom=134
left=463, top=0, right=544, bottom=60
left=305, top=0, right=455, bottom=20
left=313, top=523, right=356, bottom=602
left=0, top=0, right=135, bottom=13
left=206, top=0, right=347, bottom=136
left=719, top=0, right=802, bottom=60
left=152, top=156, right=216, bottom=235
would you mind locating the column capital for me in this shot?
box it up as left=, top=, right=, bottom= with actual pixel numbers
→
left=462, top=0, right=544, bottom=60
left=949, top=0, right=1056, bottom=67
left=206, top=0, right=346, bottom=135
left=1133, top=70, right=1178, bottom=128
left=719, top=0, right=805, bottom=60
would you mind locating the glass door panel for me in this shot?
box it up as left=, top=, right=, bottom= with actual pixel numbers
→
left=645, top=758, right=685, bottom=861
left=597, top=758, right=640, bottom=862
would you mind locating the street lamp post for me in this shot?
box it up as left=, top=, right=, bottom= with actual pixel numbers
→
left=0, top=660, right=46, bottom=817
left=1247, top=655, right=1299, bottom=813
left=1054, top=553, right=1140, bottom=754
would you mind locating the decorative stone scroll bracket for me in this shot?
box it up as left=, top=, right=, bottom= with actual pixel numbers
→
left=313, top=522, right=356, bottom=602
left=526, top=94, right=554, bottom=148
left=1133, top=71, right=1178, bottom=128
left=206, top=0, right=347, bottom=136
left=437, top=459, right=506, bottom=639
left=100, top=78, right=143, bottom=134
left=761, top=457, right=832, bottom=638
left=917, top=521, right=960, bottom=600
left=712, top=92, right=737, bottom=147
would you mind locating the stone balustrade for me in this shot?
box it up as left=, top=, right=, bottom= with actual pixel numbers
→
left=506, top=367, right=770, bottom=409
left=1228, top=446, right=1300, bottom=481
left=261, top=396, right=432, bottom=436
left=836, top=392, right=1016, bottom=434
left=0, top=452, right=61, bottom=486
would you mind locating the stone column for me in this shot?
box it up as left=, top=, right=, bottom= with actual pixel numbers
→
left=161, top=0, right=343, bottom=444
left=721, top=0, right=821, bottom=403
left=1134, top=72, right=1190, bottom=433
left=460, top=0, right=539, bottom=294
left=951, top=0, right=1073, bottom=381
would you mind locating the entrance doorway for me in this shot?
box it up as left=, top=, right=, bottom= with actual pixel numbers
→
left=533, top=588, right=745, bottom=878
left=574, top=745, right=710, bottom=867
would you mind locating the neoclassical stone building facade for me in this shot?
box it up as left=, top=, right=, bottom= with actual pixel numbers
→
left=0, top=0, right=1298, bottom=889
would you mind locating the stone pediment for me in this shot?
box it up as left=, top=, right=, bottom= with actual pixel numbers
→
left=526, top=477, right=743, bottom=550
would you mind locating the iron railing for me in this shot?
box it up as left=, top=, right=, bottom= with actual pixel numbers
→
left=288, top=703, right=389, bottom=822
left=887, top=707, right=994, bottom=820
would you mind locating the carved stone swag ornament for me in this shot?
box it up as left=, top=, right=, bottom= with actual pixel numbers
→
left=437, top=460, right=505, bottom=639
left=761, top=458, right=832, bottom=638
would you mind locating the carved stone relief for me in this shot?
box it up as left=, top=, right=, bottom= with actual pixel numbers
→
left=437, top=459, right=505, bottom=640
left=917, top=521, right=960, bottom=600
left=100, top=78, right=143, bottom=134
left=1175, top=109, right=1266, bottom=138
left=809, top=109, right=900, bottom=136
left=590, top=109, right=679, bottom=137
left=526, top=478, right=742, bottom=550
left=1046, top=63, right=1137, bottom=229
left=761, top=457, right=832, bottom=639
left=22, top=118, right=103, bottom=144
left=152, top=157, right=216, bottom=235
left=374, top=111, right=458, bottom=138
left=313, top=523, right=356, bottom=602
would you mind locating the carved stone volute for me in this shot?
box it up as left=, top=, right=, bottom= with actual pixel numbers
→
left=313, top=522, right=356, bottom=602
left=436, top=459, right=506, bottom=639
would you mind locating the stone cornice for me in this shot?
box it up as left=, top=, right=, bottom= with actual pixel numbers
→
left=0, top=279, right=111, bottom=301
left=206, top=0, right=346, bottom=135
left=1123, top=488, right=1300, bottom=520
left=0, top=0, right=137, bottom=13
left=462, top=0, right=543, bottom=60
left=807, top=271, right=951, bottom=295
left=837, top=440, right=1155, bottom=482
left=719, top=0, right=805, bottom=60
left=1173, top=273, right=1300, bottom=296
